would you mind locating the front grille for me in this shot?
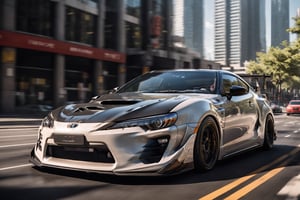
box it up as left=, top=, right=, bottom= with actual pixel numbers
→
left=46, top=145, right=115, bottom=163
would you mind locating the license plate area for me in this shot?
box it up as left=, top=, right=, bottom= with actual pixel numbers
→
left=53, top=134, right=85, bottom=145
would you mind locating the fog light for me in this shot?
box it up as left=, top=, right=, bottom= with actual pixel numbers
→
left=157, top=138, right=169, bottom=144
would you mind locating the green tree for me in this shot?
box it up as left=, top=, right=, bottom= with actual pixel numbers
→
left=246, top=16, right=300, bottom=102
left=287, top=16, right=300, bottom=35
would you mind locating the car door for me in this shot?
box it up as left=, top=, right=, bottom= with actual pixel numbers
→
left=221, top=73, right=258, bottom=155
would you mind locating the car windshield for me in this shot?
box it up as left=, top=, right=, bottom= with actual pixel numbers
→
left=290, top=101, right=300, bottom=105
left=117, top=71, right=217, bottom=94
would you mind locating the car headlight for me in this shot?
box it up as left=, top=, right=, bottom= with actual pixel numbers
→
left=41, top=113, right=54, bottom=128
left=111, top=113, right=177, bottom=130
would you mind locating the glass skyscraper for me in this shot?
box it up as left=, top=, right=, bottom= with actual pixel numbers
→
left=183, top=0, right=204, bottom=54
left=271, top=0, right=290, bottom=47
left=214, top=0, right=266, bottom=69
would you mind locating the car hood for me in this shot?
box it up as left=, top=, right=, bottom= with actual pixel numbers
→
left=52, top=92, right=215, bottom=123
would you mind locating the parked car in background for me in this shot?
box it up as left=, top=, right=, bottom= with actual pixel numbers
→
left=30, top=69, right=276, bottom=176
left=286, top=100, right=300, bottom=115
left=270, top=103, right=283, bottom=113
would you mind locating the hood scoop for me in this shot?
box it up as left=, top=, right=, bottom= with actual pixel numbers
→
left=100, top=99, right=142, bottom=105
left=73, top=106, right=104, bottom=113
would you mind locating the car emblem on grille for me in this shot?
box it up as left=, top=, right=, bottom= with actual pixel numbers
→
left=68, top=123, right=78, bottom=128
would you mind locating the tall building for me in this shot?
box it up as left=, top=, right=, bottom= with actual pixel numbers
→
left=174, top=1, right=215, bottom=61
left=183, top=0, right=204, bottom=55
left=173, top=0, right=184, bottom=37
left=203, top=0, right=215, bottom=60
left=214, top=0, right=266, bottom=70
left=266, top=0, right=300, bottom=49
left=271, top=0, right=289, bottom=47
left=290, top=1, right=300, bottom=41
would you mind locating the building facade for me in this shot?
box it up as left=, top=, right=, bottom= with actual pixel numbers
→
left=271, top=0, right=289, bottom=47
left=214, top=0, right=266, bottom=71
left=0, top=0, right=214, bottom=113
left=183, top=0, right=204, bottom=55
left=0, top=0, right=126, bottom=113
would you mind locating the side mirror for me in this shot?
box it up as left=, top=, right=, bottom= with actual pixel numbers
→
left=109, top=87, right=119, bottom=94
left=226, top=85, right=247, bottom=100
left=230, top=85, right=247, bottom=96
left=89, top=95, right=100, bottom=102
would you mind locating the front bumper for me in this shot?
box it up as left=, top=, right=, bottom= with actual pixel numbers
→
left=30, top=122, right=197, bottom=175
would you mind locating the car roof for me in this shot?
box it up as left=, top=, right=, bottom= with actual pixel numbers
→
left=148, top=69, right=237, bottom=76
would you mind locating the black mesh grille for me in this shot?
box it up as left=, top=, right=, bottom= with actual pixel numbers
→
left=139, top=137, right=169, bottom=164
left=46, top=145, right=115, bottom=163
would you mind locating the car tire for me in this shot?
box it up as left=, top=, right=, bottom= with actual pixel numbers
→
left=263, top=115, right=275, bottom=150
left=194, top=116, right=220, bottom=172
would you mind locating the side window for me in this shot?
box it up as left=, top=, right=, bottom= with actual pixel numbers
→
left=222, top=74, right=249, bottom=94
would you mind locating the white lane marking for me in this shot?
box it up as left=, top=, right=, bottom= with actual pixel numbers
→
left=0, top=135, right=36, bottom=139
left=0, top=163, right=33, bottom=171
left=293, top=130, right=299, bottom=133
left=278, top=174, right=300, bottom=198
left=0, top=127, right=38, bottom=130
left=285, top=135, right=291, bottom=138
left=0, top=143, right=35, bottom=148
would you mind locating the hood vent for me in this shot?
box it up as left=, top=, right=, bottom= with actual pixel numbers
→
left=73, top=106, right=104, bottom=113
left=100, top=100, right=141, bottom=105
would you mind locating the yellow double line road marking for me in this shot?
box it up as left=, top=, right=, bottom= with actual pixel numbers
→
left=224, top=167, right=284, bottom=199
left=199, top=147, right=300, bottom=200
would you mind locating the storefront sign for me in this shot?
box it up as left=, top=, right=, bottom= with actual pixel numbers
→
left=151, top=15, right=162, bottom=37
left=0, top=30, right=126, bottom=63
left=28, top=39, right=55, bottom=49
left=69, top=47, right=93, bottom=55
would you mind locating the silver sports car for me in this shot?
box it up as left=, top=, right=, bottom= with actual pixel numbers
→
left=30, top=69, right=276, bottom=175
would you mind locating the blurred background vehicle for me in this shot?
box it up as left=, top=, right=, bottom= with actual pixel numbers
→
left=286, top=100, right=300, bottom=115
left=270, top=103, right=283, bottom=113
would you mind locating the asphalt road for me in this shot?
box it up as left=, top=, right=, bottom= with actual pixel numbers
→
left=0, top=114, right=299, bottom=200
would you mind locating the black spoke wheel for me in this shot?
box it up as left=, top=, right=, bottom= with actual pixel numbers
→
left=194, top=117, right=220, bottom=172
left=263, top=115, right=275, bottom=150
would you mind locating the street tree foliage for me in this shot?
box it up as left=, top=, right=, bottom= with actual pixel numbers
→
left=246, top=16, right=300, bottom=93
left=287, top=16, right=300, bottom=34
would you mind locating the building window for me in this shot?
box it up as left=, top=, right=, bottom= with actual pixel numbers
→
left=16, top=49, right=53, bottom=106
left=152, top=0, right=162, bottom=15
left=104, top=2, right=118, bottom=50
left=126, top=22, right=141, bottom=48
left=65, top=56, right=93, bottom=102
left=65, top=6, right=96, bottom=45
left=126, top=0, right=141, bottom=18
left=16, top=0, right=54, bottom=36
left=150, top=0, right=167, bottom=50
